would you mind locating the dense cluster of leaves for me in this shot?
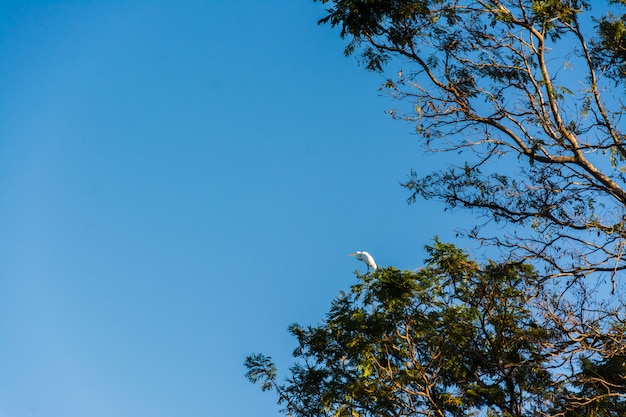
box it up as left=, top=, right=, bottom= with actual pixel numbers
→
left=246, top=242, right=626, bottom=416
left=593, top=0, right=626, bottom=79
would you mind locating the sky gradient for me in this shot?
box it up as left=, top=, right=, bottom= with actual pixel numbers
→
left=0, top=2, right=468, bottom=416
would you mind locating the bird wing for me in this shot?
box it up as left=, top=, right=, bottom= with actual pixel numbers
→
left=362, top=252, right=377, bottom=270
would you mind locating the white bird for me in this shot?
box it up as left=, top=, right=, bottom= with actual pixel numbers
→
left=349, top=251, right=378, bottom=272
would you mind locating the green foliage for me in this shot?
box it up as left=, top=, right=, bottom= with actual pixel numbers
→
left=246, top=241, right=586, bottom=416
left=311, top=0, right=626, bottom=283
left=314, top=0, right=441, bottom=72
left=246, top=243, right=626, bottom=415
left=571, top=356, right=626, bottom=416
left=560, top=325, right=626, bottom=417
left=245, top=1, right=626, bottom=415
left=593, top=10, right=626, bottom=79
left=244, top=354, right=277, bottom=391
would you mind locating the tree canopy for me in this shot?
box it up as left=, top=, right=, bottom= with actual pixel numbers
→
left=246, top=1, right=626, bottom=416
left=246, top=241, right=626, bottom=416
left=315, top=0, right=626, bottom=285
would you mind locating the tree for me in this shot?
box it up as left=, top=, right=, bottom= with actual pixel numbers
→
left=308, top=0, right=626, bottom=405
left=314, top=0, right=626, bottom=286
left=246, top=1, right=626, bottom=415
left=245, top=241, right=626, bottom=416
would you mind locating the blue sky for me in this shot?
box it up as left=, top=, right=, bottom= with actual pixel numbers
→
left=0, top=2, right=468, bottom=416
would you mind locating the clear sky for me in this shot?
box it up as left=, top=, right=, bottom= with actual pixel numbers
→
left=0, top=2, right=468, bottom=416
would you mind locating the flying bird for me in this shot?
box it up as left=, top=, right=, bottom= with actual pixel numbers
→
left=349, top=251, right=377, bottom=272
